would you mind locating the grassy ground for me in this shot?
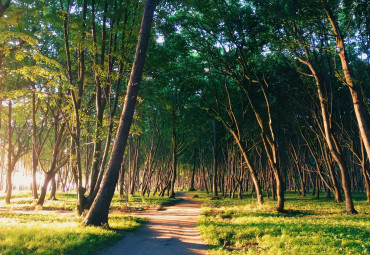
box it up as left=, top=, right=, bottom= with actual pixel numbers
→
left=0, top=191, right=180, bottom=212
left=111, top=194, right=181, bottom=212
left=0, top=211, right=144, bottom=255
left=193, top=191, right=370, bottom=255
left=0, top=191, right=179, bottom=255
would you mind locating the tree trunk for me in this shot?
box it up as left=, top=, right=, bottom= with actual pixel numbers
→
left=37, top=173, right=52, bottom=206
left=82, top=0, right=155, bottom=226
left=32, top=89, right=38, bottom=199
left=189, top=149, right=196, bottom=191
left=119, top=163, right=125, bottom=199
left=169, top=94, right=177, bottom=199
left=294, top=42, right=356, bottom=213
left=48, top=175, right=57, bottom=200
left=211, top=120, right=219, bottom=199
left=360, top=139, right=370, bottom=202
left=226, top=130, right=263, bottom=205
left=88, top=0, right=107, bottom=196
left=325, top=5, right=370, bottom=163
left=308, top=61, right=356, bottom=213
left=6, top=100, right=12, bottom=204
left=315, top=172, right=320, bottom=198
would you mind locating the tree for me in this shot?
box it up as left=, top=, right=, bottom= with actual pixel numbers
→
left=323, top=2, right=370, bottom=163
left=82, top=0, right=156, bottom=227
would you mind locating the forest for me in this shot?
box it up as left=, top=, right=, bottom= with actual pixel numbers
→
left=0, top=0, right=369, bottom=254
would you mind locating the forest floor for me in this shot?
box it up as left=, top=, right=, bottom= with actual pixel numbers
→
left=0, top=192, right=178, bottom=254
left=196, top=191, right=370, bottom=255
left=94, top=192, right=208, bottom=255
left=1, top=191, right=368, bottom=254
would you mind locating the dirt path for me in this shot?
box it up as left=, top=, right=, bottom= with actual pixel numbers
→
left=95, top=192, right=208, bottom=255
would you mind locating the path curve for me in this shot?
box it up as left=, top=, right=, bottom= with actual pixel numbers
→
left=95, top=192, right=208, bottom=255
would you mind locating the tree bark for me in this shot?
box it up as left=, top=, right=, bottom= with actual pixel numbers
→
left=37, top=173, right=52, bottom=206
left=189, top=149, right=196, bottom=191
left=48, top=175, right=57, bottom=200
left=82, top=0, right=156, bottom=226
left=169, top=108, right=177, bottom=198
left=211, top=120, right=219, bottom=199
left=6, top=100, right=12, bottom=204
left=32, top=88, right=38, bottom=199
left=324, top=5, right=370, bottom=164
left=303, top=54, right=356, bottom=213
left=361, top=138, right=370, bottom=202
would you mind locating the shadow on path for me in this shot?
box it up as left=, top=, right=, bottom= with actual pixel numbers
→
left=95, top=192, right=208, bottom=255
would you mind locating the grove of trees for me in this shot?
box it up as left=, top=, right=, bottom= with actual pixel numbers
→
left=0, top=0, right=369, bottom=226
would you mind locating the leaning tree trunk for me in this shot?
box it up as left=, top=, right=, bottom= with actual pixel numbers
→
left=233, top=134, right=263, bottom=205
left=82, top=0, right=155, bottom=227
left=37, top=172, right=53, bottom=206
left=324, top=5, right=370, bottom=163
left=306, top=58, right=356, bottom=213
left=245, top=87, right=283, bottom=211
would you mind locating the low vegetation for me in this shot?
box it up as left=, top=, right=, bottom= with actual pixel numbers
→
left=196, top=191, right=370, bottom=255
left=0, top=191, right=180, bottom=254
left=0, top=192, right=180, bottom=212
left=0, top=211, right=143, bottom=255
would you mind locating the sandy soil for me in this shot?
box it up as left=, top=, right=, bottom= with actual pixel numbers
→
left=95, top=192, right=208, bottom=255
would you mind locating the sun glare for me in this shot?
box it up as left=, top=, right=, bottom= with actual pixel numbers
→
left=0, top=160, right=45, bottom=194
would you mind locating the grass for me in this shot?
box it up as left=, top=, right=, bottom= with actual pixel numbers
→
left=0, top=191, right=181, bottom=212
left=0, top=211, right=144, bottom=255
left=187, top=190, right=213, bottom=200
left=111, top=194, right=181, bottom=211
left=197, top=191, right=370, bottom=255
left=0, top=191, right=180, bottom=255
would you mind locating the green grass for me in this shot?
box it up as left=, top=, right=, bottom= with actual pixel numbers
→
left=110, top=193, right=181, bottom=212
left=0, top=211, right=144, bottom=255
left=0, top=191, right=181, bottom=254
left=197, top=191, right=370, bottom=255
left=0, top=192, right=78, bottom=211
left=0, top=191, right=180, bottom=212
left=187, top=190, right=213, bottom=200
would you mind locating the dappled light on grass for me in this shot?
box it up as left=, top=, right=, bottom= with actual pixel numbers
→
left=110, top=194, right=181, bottom=212
left=0, top=191, right=184, bottom=254
left=0, top=211, right=143, bottom=255
left=0, top=192, right=180, bottom=213
left=198, top=192, right=370, bottom=254
left=0, top=192, right=77, bottom=211
left=0, top=192, right=163, bottom=255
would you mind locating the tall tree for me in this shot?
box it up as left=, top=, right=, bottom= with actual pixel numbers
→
left=83, top=0, right=156, bottom=227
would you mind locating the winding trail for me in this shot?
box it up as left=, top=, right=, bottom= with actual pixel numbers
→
left=95, top=192, right=208, bottom=255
